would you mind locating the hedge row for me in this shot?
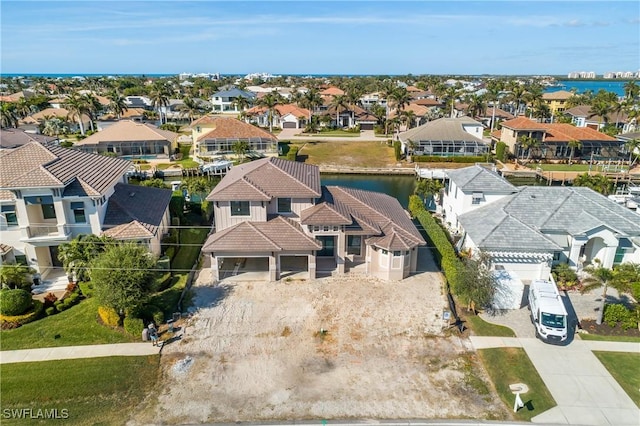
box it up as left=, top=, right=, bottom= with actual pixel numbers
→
left=413, top=155, right=490, bottom=163
left=287, top=146, right=299, bottom=161
left=409, top=195, right=465, bottom=298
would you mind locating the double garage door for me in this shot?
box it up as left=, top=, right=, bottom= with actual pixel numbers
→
left=282, top=122, right=297, bottom=128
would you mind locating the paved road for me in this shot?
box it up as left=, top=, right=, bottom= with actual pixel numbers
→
left=470, top=336, right=640, bottom=426
left=0, top=342, right=160, bottom=364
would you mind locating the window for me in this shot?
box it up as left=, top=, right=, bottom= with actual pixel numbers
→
left=277, top=198, right=292, bottom=213
left=71, top=202, right=86, bottom=223
left=347, top=235, right=361, bottom=256
left=41, top=203, right=56, bottom=219
left=14, top=255, right=28, bottom=266
left=393, top=251, right=402, bottom=257
left=472, top=192, right=483, bottom=205
left=1, top=205, right=17, bottom=226
left=230, top=201, right=250, bottom=216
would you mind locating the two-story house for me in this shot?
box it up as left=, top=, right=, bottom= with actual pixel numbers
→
left=0, top=142, right=172, bottom=280
left=210, top=88, right=256, bottom=113
left=202, top=157, right=425, bottom=281
left=190, top=116, right=278, bottom=158
left=542, top=90, right=573, bottom=115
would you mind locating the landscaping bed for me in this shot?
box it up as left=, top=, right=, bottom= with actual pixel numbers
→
left=579, top=320, right=640, bottom=340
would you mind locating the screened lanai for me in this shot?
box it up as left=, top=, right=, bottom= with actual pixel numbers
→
left=415, top=140, right=490, bottom=157
left=199, top=137, right=278, bottom=156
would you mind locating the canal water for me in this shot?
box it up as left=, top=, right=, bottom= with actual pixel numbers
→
left=321, top=173, right=416, bottom=208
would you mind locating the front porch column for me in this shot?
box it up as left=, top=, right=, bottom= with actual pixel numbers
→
left=211, top=255, right=220, bottom=281
left=308, top=254, right=316, bottom=280
left=269, top=254, right=277, bottom=281
left=568, top=238, right=587, bottom=269
left=600, top=245, right=618, bottom=269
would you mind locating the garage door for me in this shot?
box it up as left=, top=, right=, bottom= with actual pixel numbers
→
left=282, top=122, right=297, bottom=128
left=280, top=255, right=308, bottom=272
left=360, top=123, right=374, bottom=130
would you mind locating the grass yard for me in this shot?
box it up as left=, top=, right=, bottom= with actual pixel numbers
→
left=465, top=314, right=516, bottom=337
left=0, top=356, right=159, bottom=425
left=478, top=347, right=556, bottom=421
left=298, top=140, right=396, bottom=168
left=0, top=298, right=134, bottom=351
left=594, top=351, right=640, bottom=407
left=579, top=333, right=640, bottom=343
left=528, top=164, right=592, bottom=172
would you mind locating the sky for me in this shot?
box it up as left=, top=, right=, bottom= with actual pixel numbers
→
left=1, top=1, right=638, bottom=76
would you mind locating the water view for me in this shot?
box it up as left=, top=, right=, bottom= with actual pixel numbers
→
left=321, top=173, right=416, bottom=208
left=547, top=80, right=628, bottom=97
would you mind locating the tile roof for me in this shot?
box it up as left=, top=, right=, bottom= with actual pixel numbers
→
left=542, top=90, right=574, bottom=100
left=320, top=87, right=345, bottom=96
left=207, top=157, right=322, bottom=201
left=245, top=104, right=310, bottom=119
left=413, top=98, right=443, bottom=107
left=0, top=142, right=132, bottom=195
left=543, top=123, right=616, bottom=142
left=500, top=117, right=548, bottom=131
left=446, top=165, right=519, bottom=193
left=102, top=183, right=172, bottom=237
left=74, top=120, right=178, bottom=145
left=0, top=129, right=57, bottom=149
left=195, top=117, right=277, bottom=141
left=0, top=243, right=13, bottom=255
left=202, top=216, right=321, bottom=253
left=21, top=107, right=90, bottom=125
left=211, top=88, right=256, bottom=99
left=459, top=186, right=640, bottom=252
left=564, top=105, right=629, bottom=125
left=398, top=117, right=485, bottom=144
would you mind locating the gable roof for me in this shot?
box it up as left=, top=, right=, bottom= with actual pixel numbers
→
left=211, top=88, right=256, bottom=99
left=459, top=186, right=640, bottom=252
left=542, top=123, right=616, bottom=142
left=21, top=107, right=90, bottom=125
left=245, top=103, right=310, bottom=119
left=500, top=117, right=547, bottom=131
left=207, top=157, right=322, bottom=201
left=542, top=90, right=574, bottom=100
left=102, top=183, right=172, bottom=237
left=398, top=117, right=485, bottom=143
left=202, top=216, right=321, bottom=253
left=320, top=87, right=345, bottom=96
left=446, top=165, right=519, bottom=193
left=0, top=142, right=131, bottom=195
left=74, top=120, right=178, bottom=145
left=195, top=117, right=277, bottom=141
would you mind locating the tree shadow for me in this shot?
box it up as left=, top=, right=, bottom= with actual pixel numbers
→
left=192, top=283, right=234, bottom=309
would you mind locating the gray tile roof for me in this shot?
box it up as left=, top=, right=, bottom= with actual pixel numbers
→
left=74, top=120, right=178, bottom=146
left=202, top=216, right=321, bottom=253
left=459, top=186, right=640, bottom=252
left=446, top=165, right=519, bottom=194
left=0, top=142, right=132, bottom=196
left=0, top=129, right=57, bottom=149
left=102, top=183, right=172, bottom=237
left=398, top=117, right=485, bottom=144
left=212, top=88, right=256, bottom=99
left=207, top=157, right=322, bottom=202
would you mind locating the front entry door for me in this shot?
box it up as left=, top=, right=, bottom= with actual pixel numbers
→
left=317, top=236, right=335, bottom=257
left=49, top=246, right=63, bottom=268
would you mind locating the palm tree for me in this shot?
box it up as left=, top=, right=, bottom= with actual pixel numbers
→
left=624, top=138, right=640, bottom=168
left=14, top=97, right=32, bottom=119
left=466, top=94, right=487, bottom=119
left=580, top=266, right=614, bottom=325
left=389, top=86, right=411, bottom=116
left=572, top=173, right=613, bottom=195
left=523, top=83, right=544, bottom=119
left=443, top=84, right=461, bottom=118
left=567, top=139, right=582, bottom=165
left=506, top=80, right=527, bottom=116
left=300, top=88, right=322, bottom=121
left=107, top=90, right=128, bottom=119
left=232, top=140, right=249, bottom=161
left=180, top=96, right=204, bottom=124
left=42, top=116, right=68, bottom=137
left=0, top=103, right=19, bottom=128
left=401, top=109, right=416, bottom=131
left=518, top=135, right=540, bottom=162
left=624, top=80, right=639, bottom=100
left=81, top=93, right=101, bottom=131
left=64, top=92, right=88, bottom=135
left=590, top=99, right=612, bottom=129
left=485, top=80, right=503, bottom=131
left=330, top=94, right=349, bottom=129
left=257, top=93, right=280, bottom=133
left=149, top=83, right=170, bottom=125
left=232, top=95, right=251, bottom=113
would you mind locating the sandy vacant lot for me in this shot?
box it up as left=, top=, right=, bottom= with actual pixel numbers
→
left=136, top=257, right=507, bottom=424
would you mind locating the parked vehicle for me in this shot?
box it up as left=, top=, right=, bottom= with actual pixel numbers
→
left=528, top=279, right=568, bottom=344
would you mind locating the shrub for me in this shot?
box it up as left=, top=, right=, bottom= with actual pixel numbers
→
left=0, top=300, right=44, bottom=328
left=98, top=305, right=122, bottom=327
left=124, top=316, right=145, bottom=336
left=394, top=140, right=401, bottom=161
left=287, top=146, right=299, bottom=161
left=43, top=292, right=58, bottom=308
left=495, top=142, right=507, bottom=162
left=0, top=289, right=33, bottom=316
left=552, top=263, right=578, bottom=288
left=45, top=306, right=56, bottom=316
left=56, top=303, right=67, bottom=312
left=603, top=304, right=636, bottom=329
left=79, top=282, right=94, bottom=297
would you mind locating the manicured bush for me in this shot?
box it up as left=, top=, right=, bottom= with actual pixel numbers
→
left=0, top=289, right=33, bottom=316
left=45, top=306, right=56, bottom=316
left=56, top=303, right=67, bottom=312
left=394, top=141, right=401, bottom=161
left=603, top=304, right=636, bottom=329
left=0, top=300, right=44, bottom=328
left=78, top=282, right=94, bottom=297
left=412, top=155, right=491, bottom=163
left=552, top=263, right=578, bottom=288
left=98, top=306, right=122, bottom=327
left=123, top=316, right=145, bottom=337
left=495, top=142, right=507, bottom=162
left=287, top=146, right=299, bottom=161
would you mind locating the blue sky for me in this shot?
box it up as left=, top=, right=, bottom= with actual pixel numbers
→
left=1, top=1, right=638, bottom=75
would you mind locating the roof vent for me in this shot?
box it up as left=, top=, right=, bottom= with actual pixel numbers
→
left=130, top=192, right=136, bottom=197
left=530, top=195, right=536, bottom=199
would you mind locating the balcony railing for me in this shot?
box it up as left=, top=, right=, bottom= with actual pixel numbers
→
left=25, top=224, right=71, bottom=239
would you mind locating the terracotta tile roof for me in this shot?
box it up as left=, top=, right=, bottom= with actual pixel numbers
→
left=196, top=117, right=277, bottom=142
left=102, top=183, right=172, bottom=237
left=542, top=90, right=574, bottom=100
left=74, top=120, right=178, bottom=145
left=500, top=117, right=547, bottom=131
left=389, top=103, right=430, bottom=118
left=0, top=190, right=15, bottom=201
left=21, top=107, right=90, bottom=125
left=0, top=243, right=13, bottom=255
left=413, top=98, right=444, bottom=107
left=202, top=216, right=321, bottom=253
left=477, top=107, right=514, bottom=120
left=207, top=157, right=322, bottom=201
left=245, top=104, right=310, bottom=118
left=99, top=108, right=147, bottom=120
left=543, top=123, right=616, bottom=142
left=320, top=87, right=345, bottom=96
left=0, top=142, right=132, bottom=195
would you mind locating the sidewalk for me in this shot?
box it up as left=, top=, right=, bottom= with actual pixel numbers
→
left=469, top=336, right=640, bottom=425
left=0, top=343, right=160, bottom=364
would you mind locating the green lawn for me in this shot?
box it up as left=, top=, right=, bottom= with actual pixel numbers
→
left=594, top=351, right=640, bottom=407
left=173, top=227, right=209, bottom=270
left=578, top=333, right=640, bottom=343
left=0, top=298, right=135, bottom=351
left=0, top=356, right=159, bottom=425
left=478, top=347, right=556, bottom=421
left=528, top=164, right=592, bottom=172
left=297, top=140, right=396, bottom=168
left=466, top=314, right=516, bottom=337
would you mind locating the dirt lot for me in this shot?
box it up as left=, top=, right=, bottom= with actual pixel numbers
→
left=135, top=262, right=508, bottom=424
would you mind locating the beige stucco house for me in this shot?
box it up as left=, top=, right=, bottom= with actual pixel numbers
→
left=202, top=157, right=425, bottom=281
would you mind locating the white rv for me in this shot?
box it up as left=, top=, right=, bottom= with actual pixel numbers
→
left=528, top=279, right=568, bottom=343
